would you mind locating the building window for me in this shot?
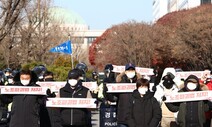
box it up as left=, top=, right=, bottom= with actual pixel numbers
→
left=201, top=0, right=211, bottom=4
left=87, top=37, right=96, bottom=43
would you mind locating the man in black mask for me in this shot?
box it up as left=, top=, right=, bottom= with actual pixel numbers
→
left=154, top=72, right=179, bottom=127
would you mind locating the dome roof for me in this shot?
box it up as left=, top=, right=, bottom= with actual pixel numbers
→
left=49, top=7, right=86, bottom=25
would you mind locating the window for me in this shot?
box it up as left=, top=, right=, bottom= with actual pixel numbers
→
left=201, top=0, right=211, bottom=4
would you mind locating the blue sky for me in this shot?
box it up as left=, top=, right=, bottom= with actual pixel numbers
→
left=53, top=0, right=153, bottom=30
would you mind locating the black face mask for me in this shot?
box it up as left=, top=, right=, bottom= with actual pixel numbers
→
left=44, top=78, right=54, bottom=81
left=163, top=79, right=174, bottom=89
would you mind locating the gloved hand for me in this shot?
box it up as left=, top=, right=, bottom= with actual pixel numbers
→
left=167, top=72, right=175, bottom=79
left=46, top=89, right=56, bottom=98
left=162, top=95, right=166, bottom=101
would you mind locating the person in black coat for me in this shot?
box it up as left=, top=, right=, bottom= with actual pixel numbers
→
left=8, top=69, right=46, bottom=127
left=115, top=63, right=142, bottom=127
left=127, top=78, right=162, bottom=127
left=40, top=71, right=62, bottom=127
left=59, top=69, right=93, bottom=127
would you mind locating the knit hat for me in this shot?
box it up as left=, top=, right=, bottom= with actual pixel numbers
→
left=68, top=69, right=80, bottom=79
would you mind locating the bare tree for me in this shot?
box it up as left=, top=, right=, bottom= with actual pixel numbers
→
left=156, top=4, right=212, bottom=70
left=90, top=21, right=156, bottom=68
left=0, top=0, right=28, bottom=43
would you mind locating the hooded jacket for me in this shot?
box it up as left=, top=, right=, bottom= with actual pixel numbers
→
left=9, top=71, right=45, bottom=127
left=127, top=90, right=162, bottom=127
left=115, top=72, right=141, bottom=125
left=59, top=80, right=92, bottom=126
left=166, top=75, right=209, bottom=127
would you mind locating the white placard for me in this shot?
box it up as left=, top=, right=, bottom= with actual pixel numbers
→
left=112, top=65, right=154, bottom=75
left=176, top=71, right=204, bottom=79
left=0, top=86, right=48, bottom=95
left=165, top=91, right=212, bottom=103
left=37, top=82, right=98, bottom=92
left=106, top=83, right=136, bottom=93
left=46, top=98, right=97, bottom=108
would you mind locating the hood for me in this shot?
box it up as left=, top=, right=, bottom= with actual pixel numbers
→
left=132, top=89, right=154, bottom=99
left=183, top=75, right=201, bottom=91
left=161, top=67, right=176, bottom=82
left=116, top=71, right=142, bottom=83
left=13, top=71, right=38, bottom=84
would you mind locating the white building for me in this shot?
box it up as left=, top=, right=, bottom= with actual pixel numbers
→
left=50, top=7, right=105, bottom=48
left=152, top=0, right=168, bottom=22
left=50, top=7, right=105, bottom=62
left=153, top=0, right=212, bottom=22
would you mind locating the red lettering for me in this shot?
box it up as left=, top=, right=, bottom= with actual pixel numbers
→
left=14, top=88, right=19, bottom=92
left=79, top=100, right=90, bottom=104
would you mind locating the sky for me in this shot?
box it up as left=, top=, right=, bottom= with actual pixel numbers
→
left=53, top=0, right=153, bottom=30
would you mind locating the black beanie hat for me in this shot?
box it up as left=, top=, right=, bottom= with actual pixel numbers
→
left=104, top=64, right=113, bottom=71
left=68, top=69, right=80, bottom=79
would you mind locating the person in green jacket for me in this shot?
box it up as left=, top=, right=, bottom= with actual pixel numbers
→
left=166, top=75, right=209, bottom=127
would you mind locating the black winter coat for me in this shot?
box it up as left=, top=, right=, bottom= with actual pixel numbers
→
left=59, top=81, right=91, bottom=126
left=9, top=82, right=45, bottom=127
left=127, top=90, right=162, bottom=127
left=115, top=73, right=141, bottom=125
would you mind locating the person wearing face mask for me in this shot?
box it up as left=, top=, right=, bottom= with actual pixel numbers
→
left=4, top=69, right=46, bottom=127
left=154, top=73, right=179, bottom=127
left=3, top=68, right=12, bottom=85
left=40, top=71, right=62, bottom=127
left=199, top=68, right=212, bottom=127
left=115, top=63, right=141, bottom=127
left=154, top=68, right=183, bottom=127
left=58, top=69, right=92, bottom=127
left=98, top=64, right=118, bottom=127
left=166, top=75, right=210, bottom=127
left=127, top=78, right=162, bottom=127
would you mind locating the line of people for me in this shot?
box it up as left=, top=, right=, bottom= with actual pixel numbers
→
left=0, top=63, right=212, bottom=127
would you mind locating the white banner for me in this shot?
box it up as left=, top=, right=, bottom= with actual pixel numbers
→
left=112, top=65, right=125, bottom=73
left=165, top=91, right=212, bottom=103
left=106, top=83, right=136, bottom=93
left=37, top=82, right=65, bottom=92
left=46, top=98, right=97, bottom=108
left=0, top=86, right=48, bottom=95
left=176, top=71, right=204, bottom=79
left=135, top=67, right=154, bottom=75
left=112, top=65, right=154, bottom=75
left=37, top=82, right=98, bottom=92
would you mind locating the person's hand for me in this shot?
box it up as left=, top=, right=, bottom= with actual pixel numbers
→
left=46, top=89, right=56, bottom=98
left=162, top=95, right=166, bottom=101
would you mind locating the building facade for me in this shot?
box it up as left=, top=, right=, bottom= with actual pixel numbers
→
left=153, top=0, right=212, bottom=22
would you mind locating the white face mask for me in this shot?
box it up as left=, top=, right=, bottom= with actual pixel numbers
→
left=8, top=79, right=13, bottom=84
left=138, top=87, right=148, bottom=95
left=68, top=79, right=78, bottom=87
left=5, top=73, right=10, bottom=77
left=125, top=71, right=135, bottom=79
left=21, top=80, right=30, bottom=86
left=187, top=82, right=197, bottom=90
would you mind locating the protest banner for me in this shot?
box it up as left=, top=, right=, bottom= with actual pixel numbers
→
left=37, top=82, right=98, bottom=92
left=37, top=81, right=65, bottom=92
left=165, top=91, right=212, bottom=103
left=0, top=86, right=48, bottom=95
left=106, top=83, right=136, bottom=93
left=112, top=65, right=154, bottom=75
left=176, top=71, right=204, bottom=79
left=46, top=98, right=96, bottom=108
left=112, top=65, right=125, bottom=73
